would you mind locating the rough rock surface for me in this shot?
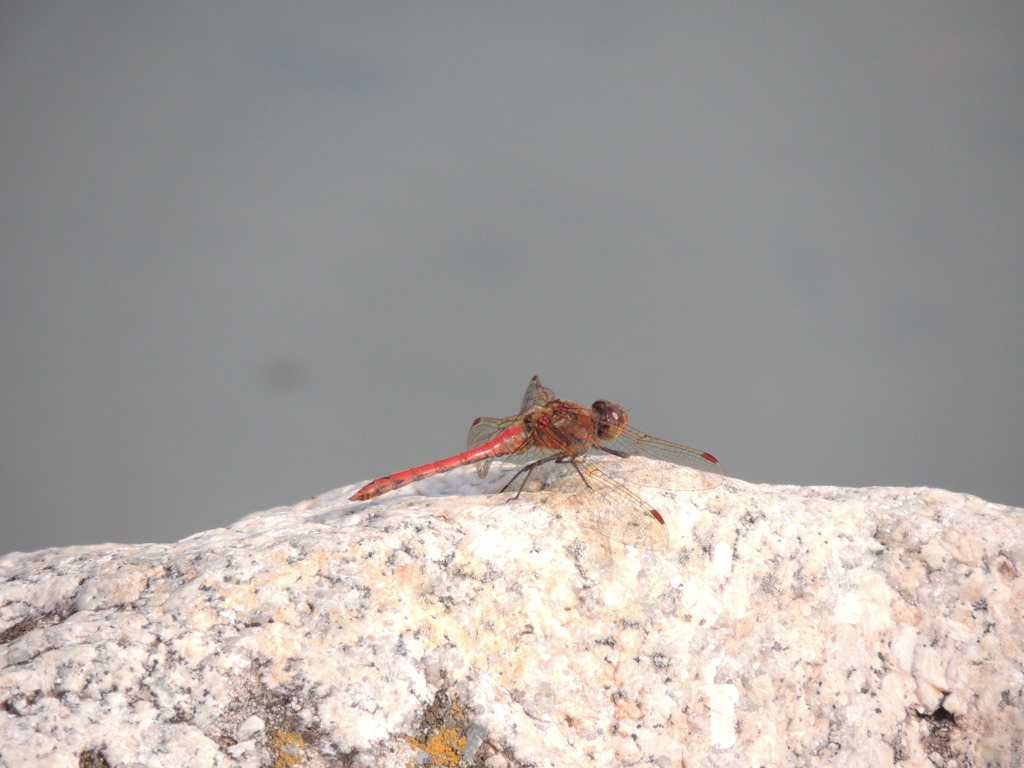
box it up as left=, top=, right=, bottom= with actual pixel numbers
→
left=1, top=468, right=1022, bottom=768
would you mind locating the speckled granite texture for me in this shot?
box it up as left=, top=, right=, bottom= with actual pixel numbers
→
left=1, top=472, right=1022, bottom=767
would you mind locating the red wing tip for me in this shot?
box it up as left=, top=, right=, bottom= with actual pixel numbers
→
left=651, top=509, right=666, bottom=525
left=701, top=451, right=719, bottom=464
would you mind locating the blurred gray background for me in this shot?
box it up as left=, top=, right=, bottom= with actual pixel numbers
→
left=3, top=4, right=1022, bottom=555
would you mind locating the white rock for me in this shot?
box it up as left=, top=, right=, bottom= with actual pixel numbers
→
left=1, top=473, right=1022, bottom=767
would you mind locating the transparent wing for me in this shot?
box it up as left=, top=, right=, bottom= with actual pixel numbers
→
left=519, top=375, right=554, bottom=413
left=467, top=416, right=514, bottom=478
left=467, top=416, right=512, bottom=449
left=515, top=456, right=670, bottom=551
left=466, top=376, right=553, bottom=477
left=595, top=424, right=724, bottom=491
left=468, top=415, right=568, bottom=478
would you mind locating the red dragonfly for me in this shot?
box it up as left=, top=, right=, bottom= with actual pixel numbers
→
left=350, top=376, right=723, bottom=549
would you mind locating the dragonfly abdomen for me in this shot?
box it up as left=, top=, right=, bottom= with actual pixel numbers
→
left=350, top=426, right=527, bottom=500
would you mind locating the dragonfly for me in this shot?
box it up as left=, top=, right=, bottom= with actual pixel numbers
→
left=349, top=376, right=723, bottom=550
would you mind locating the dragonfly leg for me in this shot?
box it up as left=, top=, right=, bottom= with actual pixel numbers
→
left=500, top=463, right=538, bottom=496
left=500, top=456, right=562, bottom=496
left=499, top=454, right=591, bottom=496
left=567, top=459, right=594, bottom=489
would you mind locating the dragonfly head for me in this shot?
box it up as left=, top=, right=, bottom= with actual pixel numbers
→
left=592, top=399, right=628, bottom=440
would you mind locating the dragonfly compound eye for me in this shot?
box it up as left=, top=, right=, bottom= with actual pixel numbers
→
left=592, top=400, right=628, bottom=439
